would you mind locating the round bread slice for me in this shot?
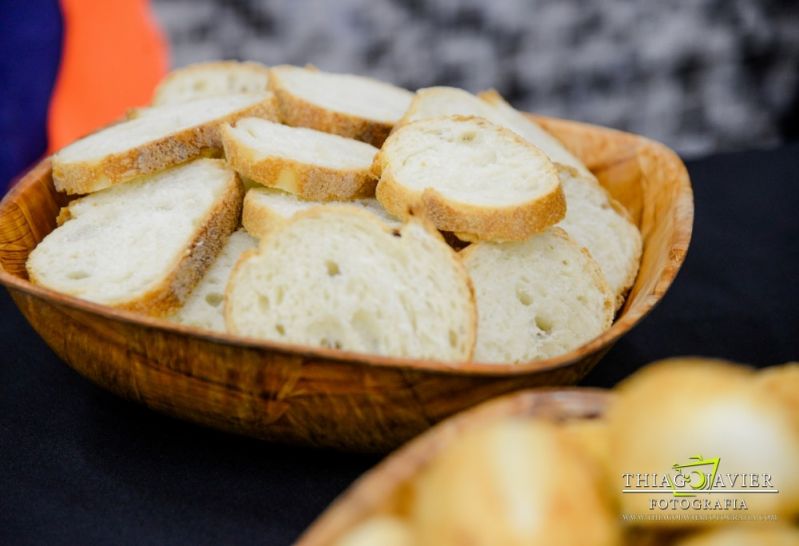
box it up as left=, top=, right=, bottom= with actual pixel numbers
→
left=268, top=65, right=413, bottom=146
left=242, top=186, right=399, bottom=239
left=375, top=115, right=565, bottom=242
left=226, top=207, right=476, bottom=361
left=461, top=228, right=613, bottom=364
left=400, top=86, right=594, bottom=180
left=53, top=93, right=278, bottom=195
left=153, top=61, right=270, bottom=105
left=556, top=169, right=642, bottom=309
left=222, top=117, right=378, bottom=200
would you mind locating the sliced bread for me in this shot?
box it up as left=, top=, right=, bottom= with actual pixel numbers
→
left=27, top=159, right=243, bottom=316
left=226, top=207, right=476, bottom=361
left=242, top=186, right=399, bottom=239
left=374, top=115, right=565, bottom=242
left=153, top=61, right=270, bottom=106
left=222, top=117, right=378, bottom=200
left=461, top=228, right=613, bottom=364
left=398, top=87, right=593, bottom=179
left=171, top=229, right=257, bottom=331
left=52, top=93, right=278, bottom=195
left=556, top=169, right=642, bottom=309
left=268, top=65, right=413, bottom=146
left=479, top=89, right=595, bottom=179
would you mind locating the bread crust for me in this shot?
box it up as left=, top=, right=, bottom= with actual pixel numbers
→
left=153, top=60, right=270, bottom=105
left=375, top=116, right=567, bottom=242
left=52, top=96, right=279, bottom=195
left=268, top=66, right=396, bottom=147
left=30, top=161, right=244, bottom=317
left=221, top=124, right=377, bottom=201
left=225, top=206, right=478, bottom=361
left=241, top=188, right=291, bottom=238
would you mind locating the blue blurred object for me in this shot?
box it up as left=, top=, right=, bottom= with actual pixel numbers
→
left=0, top=0, right=63, bottom=190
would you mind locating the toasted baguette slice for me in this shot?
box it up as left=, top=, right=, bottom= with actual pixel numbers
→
left=556, top=169, right=642, bottom=309
left=52, top=93, right=278, bottom=195
left=153, top=61, right=270, bottom=105
left=27, top=159, right=243, bottom=316
left=462, top=228, right=613, bottom=363
left=398, top=87, right=593, bottom=179
left=222, top=117, right=378, bottom=200
left=242, top=186, right=399, bottom=239
left=171, top=229, right=257, bottom=331
left=226, top=207, right=476, bottom=361
left=375, top=115, right=565, bottom=242
left=268, top=65, right=413, bottom=146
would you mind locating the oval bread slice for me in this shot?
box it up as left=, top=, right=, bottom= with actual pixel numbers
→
left=242, top=186, right=399, bottom=239
left=397, top=86, right=594, bottom=180
left=375, top=115, right=565, bottom=242
left=52, top=93, right=278, bottom=195
left=153, top=61, right=270, bottom=106
left=556, top=169, right=642, bottom=309
left=268, top=65, right=413, bottom=146
left=226, top=207, right=476, bottom=361
left=27, top=159, right=243, bottom=316
left=171, top=229, right=257, bottom=331
left=462, top=228, right=613, bottom=364
left=222, top=118, right=378, bottom=200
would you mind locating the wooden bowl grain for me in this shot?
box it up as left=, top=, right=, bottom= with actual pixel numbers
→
left=296, top=388, right=612, bottom=545
left=0, top=116, right=692, bottom=452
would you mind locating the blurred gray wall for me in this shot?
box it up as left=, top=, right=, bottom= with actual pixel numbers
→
left=153, top=0, right=799, bottom=157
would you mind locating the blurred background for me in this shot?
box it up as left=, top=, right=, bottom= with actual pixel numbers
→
left=2, top=0, right=799, bottom=187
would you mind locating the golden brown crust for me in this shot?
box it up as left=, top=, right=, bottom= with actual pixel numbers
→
left=240, top=189, right=292, bottom=239
left=268, top=67, right=394, bottom=147
left=375, top=117, right=566, bottom=242
left=114, top=167, right=244, bottom=317
left=52, top=96, right=279, bottom=195
left=221, top=125, right=377, bottom=201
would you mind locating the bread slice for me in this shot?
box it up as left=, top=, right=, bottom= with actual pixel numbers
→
left=226, top=207, right=476, bottom=361
left=374, top=115, right=565, bottom=242
left=52, top=93, right=278, bottom=195
left=556, top=169, right=642, bottom=309
left=28, top=159, right=243, bottom=316
left=268, top=65, right=413, bottom=146
left=153, top=61, right=270, bottom=106
left=398, top=87, right=593, bottom=180
left=222, top=117, right=378, bottom=200
left=171, top=229, right=257, bottom=331
left=461, top=228, right=613, bottom=363
left=242, top=186, right=399, bottom=239
left=478, top=90, right=595, bottom=179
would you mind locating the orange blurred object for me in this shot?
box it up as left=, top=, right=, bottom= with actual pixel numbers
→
left=47, top=0, right=169, bottom=152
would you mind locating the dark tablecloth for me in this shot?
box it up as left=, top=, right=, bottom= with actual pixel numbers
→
left=2, top=144, right=798, bottom=545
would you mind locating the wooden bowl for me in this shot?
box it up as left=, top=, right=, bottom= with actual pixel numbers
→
left=297, top=388, right=612, bottom=545
left=0, top=116, right=692, bottom=452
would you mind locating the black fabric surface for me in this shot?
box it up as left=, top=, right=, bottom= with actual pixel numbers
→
left=1, top=144, right=798, bottom=545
